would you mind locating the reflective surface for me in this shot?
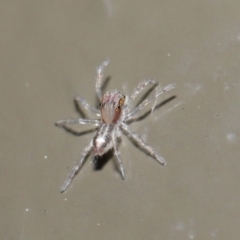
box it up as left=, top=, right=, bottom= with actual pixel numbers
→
left=1, top=1, right=240, bottom=239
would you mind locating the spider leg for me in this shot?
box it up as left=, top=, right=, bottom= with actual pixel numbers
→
left=75, top=96, right=100, bottom=116
left=95, top=60, right=109, bottom=100
left=112, top=130, right=126, bottom=180
left=130, top=79, right=158, bottom=101
left=121, top=123, right=166, bottom=165
left=56, top=118, right=101, bottom=127
left=61, top=140, right=93, bottom=193
left=126, top=83, right=175, bottom=121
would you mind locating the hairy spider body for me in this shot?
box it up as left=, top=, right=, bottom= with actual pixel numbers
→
left=94, top=90, right=127, bottom=156
left=56, top=60, right=175, bottom=193
left=93, top=124, right=114, bottom=156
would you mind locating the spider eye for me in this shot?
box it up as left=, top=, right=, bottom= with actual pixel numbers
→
left=116, top=96, right=125, bottom=111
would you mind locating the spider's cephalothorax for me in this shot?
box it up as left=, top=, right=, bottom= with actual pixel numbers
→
left=56, top=60, right=175, bottom=193
left=100, top=90, right=126, bottom=124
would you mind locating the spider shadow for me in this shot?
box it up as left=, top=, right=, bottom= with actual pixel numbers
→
left=93, top=150, right=113, bottom=171
left=123, top=95, right=177, bottom=160
left=56, top=124, right=98, bottom=137
left=73, top=76, right=111, bottom=117
left=134, top=83, right=158, bottom=108
left=74, top=99, right=87, bottom=118
left=93, top=137, right=122, bottom=172
left=56, top=78, right=112, bottom=137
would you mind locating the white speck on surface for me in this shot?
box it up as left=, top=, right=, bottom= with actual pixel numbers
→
left=175, top=222, right=185, bottom=231
left=167, top=53, right=171, bottom=56
left=97, top=223, right=100, bottom=226
left=189, top=232, right=194, bottom=239
left=226, top=132, right=237, bottom=143
left=21, top=208, right=30, bottom=240
left=224, top=82, right=230, bottom=91
left=188, top=227, right=195, bottom=239
left=210, top=229, right=218, bottom=237
left=44, top=155, right=48, bottom=159
left=64, top=198, right=67, bottom=201
left=184, top=83, right=202, bottom=95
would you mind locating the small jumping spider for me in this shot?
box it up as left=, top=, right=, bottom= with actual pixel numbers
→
left=56, top=60, right=175, bottom=192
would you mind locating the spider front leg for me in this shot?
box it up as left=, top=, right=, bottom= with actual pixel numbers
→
left=126, top=83, right=176, bottom=121
left=95, top=60, right=109, bottom=100
left=61, top=140, right=93, bottom=193
left=112, top=131, right=126, bottom=180
left=121, top=123, right=166, bottom=165
left=130, top=79, right=158, bottom=101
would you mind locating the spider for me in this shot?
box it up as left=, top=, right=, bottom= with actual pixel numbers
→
left=56, top=60, right=175, bottom=193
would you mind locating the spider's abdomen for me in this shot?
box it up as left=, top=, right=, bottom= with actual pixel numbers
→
left=93, top=124, right=114, bottom=156
left=100, top=90, right=125, bottom=124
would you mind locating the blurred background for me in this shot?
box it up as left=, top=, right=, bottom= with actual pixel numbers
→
left=0, top=1, right=240, bottom=239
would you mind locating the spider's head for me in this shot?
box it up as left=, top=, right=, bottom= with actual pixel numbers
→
left=100, top=90, right=126, bottom=124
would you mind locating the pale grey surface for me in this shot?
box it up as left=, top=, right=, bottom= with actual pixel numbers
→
left=1, top=1, right=240, bottom=239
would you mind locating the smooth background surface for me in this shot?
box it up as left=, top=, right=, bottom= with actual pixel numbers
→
left=1, top=1, right=240, bottom=239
